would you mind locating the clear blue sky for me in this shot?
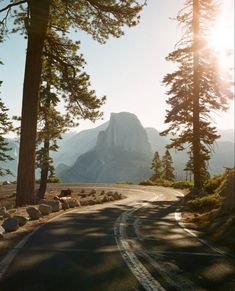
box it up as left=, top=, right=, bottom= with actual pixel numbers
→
left=0, top=0, right=234, bottom=133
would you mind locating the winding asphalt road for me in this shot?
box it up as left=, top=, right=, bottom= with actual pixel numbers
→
left=0, top=185, right=235, bottom=291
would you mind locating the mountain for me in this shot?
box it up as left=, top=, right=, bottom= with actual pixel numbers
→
left=58, top=112, right=152, bottom=183
left=210, top=141, right=235, bottom=174
left=52, top=122, right=109, bottom=167
left=0, top=113, right=234, bottom=182
left=218, top=129, right=234, bottom=143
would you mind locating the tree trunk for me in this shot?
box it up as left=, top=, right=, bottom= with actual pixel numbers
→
left=16, top=0, right=50, bottom=206
left=38, top=140, right=50, bottom=201
left=192, top=0, right=203, bottom=191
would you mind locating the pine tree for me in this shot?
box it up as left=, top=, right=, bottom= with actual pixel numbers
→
left=161, top=0, right=233, bottom=190
left=1, top=0, right=145, bottom=205
left=151, top=151, right=162, bottom=180
left=36, top=34, right=106, bottom=200
left=162, top=150, right=175, bottom=181
left=0, top=75, right=13, bottom=177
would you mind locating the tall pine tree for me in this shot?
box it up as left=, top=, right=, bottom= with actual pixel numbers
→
left=162, top=150, right=175, bottom=181
left=161, top=0, right=233, bottom=190
left=36, top=32, right=106, bottom=200
left=1, top=0, right=146, bottom=205
left=151, top=151, right=162, bottom=180
left=0, top=70, right=13, bottom=177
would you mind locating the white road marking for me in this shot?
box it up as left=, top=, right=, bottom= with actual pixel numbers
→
left=130, top=193, right=197, bottom=291
left=147, top=250, right=224, bottom=257
left=114, top=195, right=166, bottom=291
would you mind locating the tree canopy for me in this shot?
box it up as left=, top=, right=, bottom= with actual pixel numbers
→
left=161, top=0, right=234, bottom=189
left=0, top=0, right=147, bottom=205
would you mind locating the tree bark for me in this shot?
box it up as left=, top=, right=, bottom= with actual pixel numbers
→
left=192, top=0, right=203, bottom=191
left=16, top=0, right=50, bottom=206
left=38, top=140, right=50, bottom=201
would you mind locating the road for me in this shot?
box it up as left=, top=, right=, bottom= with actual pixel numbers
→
left=0, top=185, right=235, bottom=291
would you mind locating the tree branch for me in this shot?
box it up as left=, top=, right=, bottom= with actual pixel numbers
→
left=0, top=0, right=27, bottom=13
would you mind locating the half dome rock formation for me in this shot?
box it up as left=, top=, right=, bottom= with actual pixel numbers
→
left=59, top=112, right=152, bottom=183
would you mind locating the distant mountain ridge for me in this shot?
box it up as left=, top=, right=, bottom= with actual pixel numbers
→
left=0, top=112, right=234, bottom=181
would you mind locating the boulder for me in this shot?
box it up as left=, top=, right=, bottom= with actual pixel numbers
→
left=40, top=200, right=61, bottom=212
left=2, top=181, right=11, bottom=185
left=67, top=198, right=80, bottom=208
left=107, top=191, right=114, bottom=196
left=2, top=218, right=19, bottom=232
left=113, top=192, right=122, bottom=200
left=59, top=189, right=72, bottom=197
left=61, top=200, right=69, bottom=210
left=0, top=207, right=6, bottom=216
left=95, top=197, right=102, bottom=204
left=80, top=199, right=89, bottom=206
left=89, top=189, right=96, bottom=195
left=39, top=204, right=52, bottom=215
left=26, top=206, right=41, bottom=220
left=13, top=215, right=28, bottom=226
left=0, top=207, right=10, bottom=218
left=0, top=225, right=5, bottom=238
left=102, top=195, right=110, bottom=203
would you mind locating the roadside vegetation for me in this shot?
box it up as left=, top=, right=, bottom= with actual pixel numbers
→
left=183, top=168, right=235, bottom=250
left=139, top=179, right=193, bottom=190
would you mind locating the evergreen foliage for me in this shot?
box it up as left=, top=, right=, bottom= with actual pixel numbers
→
left=162, top=149, right=175, bottom=181
left=161, top=0, right=233, bottom=189
left=36, top=33, right=106, bottom=200
left=151, top=151, right=162, bottom=180
left=0, top=73, right=13, bottom=176
left=0, top=0, right=146, bottom=205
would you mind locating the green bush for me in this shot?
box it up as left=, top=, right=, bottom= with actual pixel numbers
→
left=172, top=181, right=194, bottom=189
left=204, top=174, right=225, bottom=194
left=188, top=193, right=220, bottom=211
left=47, top=177, right=61, bottom=183
left=139, top=179, right=174, bottom=187
left=154, top=179, right=173, bottom=187
left=139, top=180, right=155, bottom=186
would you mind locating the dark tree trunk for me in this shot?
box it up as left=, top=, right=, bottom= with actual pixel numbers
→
left=192, top=0, right=203, bottom=191
left=38, top=140, right=50, bottom=201
left=16, top=0, right=50, bottom=206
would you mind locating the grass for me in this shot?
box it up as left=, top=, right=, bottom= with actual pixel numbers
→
left=139, top=179, right=193, bottom=189
left=187, top=193, right=220, bottom=212
left=183, top=168, right=235, bottom=251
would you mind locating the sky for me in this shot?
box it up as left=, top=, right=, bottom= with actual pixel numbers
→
left=0, top=0, right=234, bottom=134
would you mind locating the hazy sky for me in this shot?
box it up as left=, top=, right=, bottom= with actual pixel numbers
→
left=0, top=0, right=234, bottom=133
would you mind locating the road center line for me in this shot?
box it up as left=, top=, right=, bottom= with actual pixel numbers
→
left=114, top=193, right=166, bottom=291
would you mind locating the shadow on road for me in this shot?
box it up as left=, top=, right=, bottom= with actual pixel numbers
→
left=1, top=196, right=235, bottom=291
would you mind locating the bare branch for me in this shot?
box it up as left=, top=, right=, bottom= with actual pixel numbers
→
left=0, top=0, right=27, bottom=13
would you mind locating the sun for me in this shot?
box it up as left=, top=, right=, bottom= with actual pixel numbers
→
left=208, top=1, right=234, bottom=69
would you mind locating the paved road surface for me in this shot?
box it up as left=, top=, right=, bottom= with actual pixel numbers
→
left=0, top=185, right=235, bottom=291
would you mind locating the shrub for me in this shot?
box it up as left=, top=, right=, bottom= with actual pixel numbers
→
left=204, top=174, right=225, bottom=194
left=188, top=193, right=220, bottom=212
left=154, top=179, right=173, bottom=187
left=172, top=181, right=194, bottom=189
left=139, top=180, right=155, bottom=186
left=47, top=177, right=61, bottom=183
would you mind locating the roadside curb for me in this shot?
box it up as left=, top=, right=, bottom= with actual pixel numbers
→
left=0, top=193, right=127, bottom=281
